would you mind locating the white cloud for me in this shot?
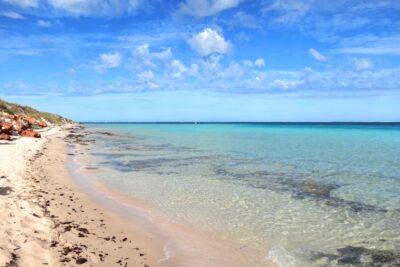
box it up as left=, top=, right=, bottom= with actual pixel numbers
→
left=94, top=52, right=122, bottom=73
left=272, top=79, right=303, bottom=90
left=254, top=58, right=265, bottom=67
left=353, top=58, right=373, bottom=71
left=0, top=11, right=25, bottom=19
left=137, top=70, right=154, bottom=82
left=48, top=0, right=93, bottom=16
left=304, top=66, right=313, bottom=72
left=242, top=60, right=253, bottom=67
left=131, top=44, right=173, bottom=71
left=101, top=52, right=122, bottom=68
left=189, top=28, right=232, bottom=56
left=169, top=60, right=187, bottom=79
left=178, top=0, right=241, bottom=17
left=309, top=48, right=326, bottom=61
left=47, top=0, right=141, bottom=16
left=336, top=34, right=400, bottom=55
left=255, top=73, right=266, bottom=83
left=265, top=0, right=311, bottom=24
left=37, top=20, right=52, bottom=27
left=2, top=0, right=38, bottom=8
left=337, top=46, right=400, bottom=55
left=151, top=48, right=173, bottom=61
left=66, top=68, right=76, bottom=74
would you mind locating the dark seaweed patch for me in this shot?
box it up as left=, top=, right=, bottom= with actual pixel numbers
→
left=103, top=157, right=179, bottom=172
left=0, top=186, right=13, bottom=195
left=96, top=131, right=115, bottom=136
left=310, top=246, right=400, bottom=266
left=213, top=167, right=388, bottom=213
left=90, top=152, right=128, bottom=159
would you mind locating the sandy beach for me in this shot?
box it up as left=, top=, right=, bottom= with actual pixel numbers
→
left=0, top=125, right=277, bottom=267
left=0, top=126, right=163, bottom=266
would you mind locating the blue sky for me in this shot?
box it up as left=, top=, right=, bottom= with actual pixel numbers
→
left=0, top=0, right=400, bottom=121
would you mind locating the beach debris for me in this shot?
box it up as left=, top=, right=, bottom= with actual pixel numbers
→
left=0, top=186, right=13, bottom=195
left=76, top=257, right=88, bottom=264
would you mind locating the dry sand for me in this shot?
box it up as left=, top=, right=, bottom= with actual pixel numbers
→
left=0, top=126, right=163, bottom=267
left=0, top=125, right=276, bottom=267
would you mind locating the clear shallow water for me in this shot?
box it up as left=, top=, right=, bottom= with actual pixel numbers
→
left=82, top=123, right=400, bottom=266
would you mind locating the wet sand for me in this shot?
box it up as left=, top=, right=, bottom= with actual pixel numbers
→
left=0, top=125, right=276, bottom=266
left=0, top=126, right=163, bottom=266
left=68, top=127, right=277, bottom=267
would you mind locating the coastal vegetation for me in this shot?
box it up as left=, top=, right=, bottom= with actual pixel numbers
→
left=0, top=99, right=70, bottom=141
left=0, top=98, right=69, bottom=125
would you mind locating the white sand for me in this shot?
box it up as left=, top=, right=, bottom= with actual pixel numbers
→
left=0, top=127, right=60, bottom=266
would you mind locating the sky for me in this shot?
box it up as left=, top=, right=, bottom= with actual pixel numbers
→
left=0, top=0, right=400, bottom=122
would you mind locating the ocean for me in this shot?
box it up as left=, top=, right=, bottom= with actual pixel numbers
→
left=75, top=123, right=400, bottom=266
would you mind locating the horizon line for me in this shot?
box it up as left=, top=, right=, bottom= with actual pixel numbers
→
left=79, top=121, right=400, bottom=124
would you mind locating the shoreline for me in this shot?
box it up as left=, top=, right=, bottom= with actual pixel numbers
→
left=69, top=126, right=277, bottom=267
left=0, top=124, right=277, bottom=266
left=0, top=125, right=163, bottom=266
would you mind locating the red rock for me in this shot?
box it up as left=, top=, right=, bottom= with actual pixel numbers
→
left=26, top=117, right=36, bottom=124
left=0, top=133, right=11, bottom=141
left=0, top=122, right=13, bottom=133
left=7, top=114, right=20, bottom=120
left=13, top=123, right=23, bottom=133
left=38, top=121, right=47, bottom=128
left=20, top=129, right=41, bottom=138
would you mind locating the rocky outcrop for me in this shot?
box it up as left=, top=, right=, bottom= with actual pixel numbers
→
left=0, top=114, right=47, bottom=141
left=20, top=129, right=41, bottom=138
left=1, top=98, right=71, bottom=125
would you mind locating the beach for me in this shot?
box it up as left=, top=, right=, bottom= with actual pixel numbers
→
left=1, top=122, right=400, bottom=267
left=0, top=124, right=278, bottom=267
left=0, top=125, right=163, bottom=266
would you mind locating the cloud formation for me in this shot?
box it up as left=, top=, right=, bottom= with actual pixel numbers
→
left=93, top=52, right=123, bottom=73
left=1, top=0, right=38, bottom=8
left=353, top=58, right=373, bottom=71
left=309, top=48, right=326, bottom=61
left=254, top=58, right=265, bottom=67
left=178, top=0, right=241, bottom=17
left=189, top=28, right=232, bottom=56
left=337, top=34, right=400, bottom=55
left=130, top=44, right=173, bottom=72
left=36, top=19, right=51, bottom=27
left=1, top=0, right=400, bottom=104
left=46, top=0, right=141, bottom=16
left=1, top=11, right=25, bottom=19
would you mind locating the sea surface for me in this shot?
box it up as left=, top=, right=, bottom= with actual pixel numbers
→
left=79, top=123, right=400, bottom=267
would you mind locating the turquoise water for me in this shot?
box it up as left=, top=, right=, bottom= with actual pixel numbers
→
left=82, top=123, right=400, bottom=266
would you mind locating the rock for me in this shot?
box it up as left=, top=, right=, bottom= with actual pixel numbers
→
left=0, top=133, right=11, bottom=141
left=0, top=121, right=13, bottom=133
left=24, top=116, right=36, bottom=125
left=8, top=114, right=20, bottom=120
left=38, top=121, right=48, bottom=128
left=1, top=113, right=44, bottom=139
left=20, top=129, right=41, bottom=138
left=14, top=121, right=28, bottom=133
